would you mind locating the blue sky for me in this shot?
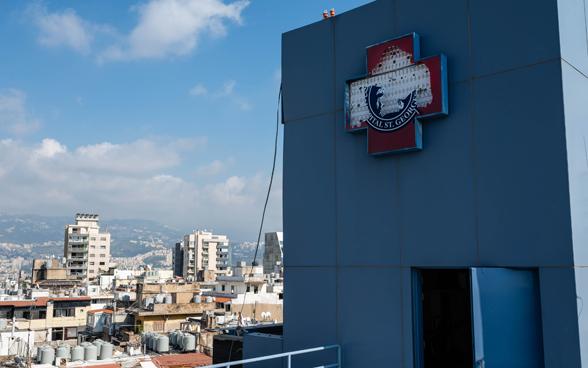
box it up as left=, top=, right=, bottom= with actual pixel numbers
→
left=0, top=0, right=371, bottom=240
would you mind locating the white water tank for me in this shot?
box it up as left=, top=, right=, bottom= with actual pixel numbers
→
left=56, top=346, right=68, bottom=359
left=99, top=343, right=114, bottom=360
left=93, top=340, right=103, bottom=355
left=71, top=346, right=84, bottom=360
left=164, top=295, right=172, bottom=304
left=154, top=294, right=164, bottom=304
left=183, top=334, right=196, bottom=351
left=157, top=336, right=169, bottom=352
left=40, top=347, right=54, bottom=364
left=84, top=344, right=98, bottom=360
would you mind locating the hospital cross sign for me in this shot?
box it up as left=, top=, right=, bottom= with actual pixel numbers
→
left=345, top=33, right=448, bottom=155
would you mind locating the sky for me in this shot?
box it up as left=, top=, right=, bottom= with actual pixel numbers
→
left=0, top=0, right=372, bottom=241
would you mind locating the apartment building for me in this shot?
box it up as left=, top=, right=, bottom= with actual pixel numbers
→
left=63, top=213, right=111, bottom=280
left=182, top=230, right=230, bottom=279
left=262, top=232, right=283, bottom=275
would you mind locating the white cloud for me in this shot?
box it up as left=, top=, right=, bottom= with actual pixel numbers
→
left=76, top=96, right=83, bottom=105
left=197, top=157, right=235, bottom=176
left=0, top=137, right=281, bottom=239
left=0, top=89, right=42, bottom=135
left=214, top=80, right=235, bottom=97
left=233, top=96, right=252, bottom=111
left=27, top=4, right=112, bottom=55
left=189, top=84, right=208, bottom=96
left=101, top=0, right=250, bottom=62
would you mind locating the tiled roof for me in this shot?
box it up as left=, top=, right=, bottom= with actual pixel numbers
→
left=88, top=308, right=114, bottom=314
left=51, top=296, right=92, bottom=301
left=0, top=297, right=49, bottom=307
left=201, top=296, right=231, bottom=303
left=152, top=353, right=212, bottom=368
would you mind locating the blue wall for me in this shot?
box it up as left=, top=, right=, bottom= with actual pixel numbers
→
left=282, top=0, right=585, bottom=366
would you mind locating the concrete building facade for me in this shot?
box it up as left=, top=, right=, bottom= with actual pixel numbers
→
left=172, top=241, right=184, bottom=277
left=182, top=230, right=230, bottom=279
left=63, top=214, right=111, bottom=280
left=262, top=232, right=283, bottom=275
left=280, top=0, right=588, bottom=367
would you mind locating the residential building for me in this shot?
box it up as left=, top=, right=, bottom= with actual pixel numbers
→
left=172, top=241, right=184, bottom=277
left=262, top=232, right=283, bottom=275
left=31, top=259, right=84, bottom=293
left=0, top=296, right=91, bottom=344
left=205, top=263, right=283, bottom=322
left=182, top=230, right=230, bottom=279
left=126, top=281, right=220, bottom=333
left=63, top=213, right=111, bottom=280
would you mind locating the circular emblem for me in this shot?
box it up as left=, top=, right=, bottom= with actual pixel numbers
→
left=364, top=85, right=421, bottom=132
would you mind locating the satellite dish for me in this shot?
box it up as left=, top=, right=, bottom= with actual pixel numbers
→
left=261, top=312, right=267, bottom=318
left=266, top=312, right=271, bottom=319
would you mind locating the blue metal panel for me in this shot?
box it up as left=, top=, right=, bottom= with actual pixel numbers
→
left=337, top=267, right=402, bottom=367
left=282, top=267, right=337, bottom=367
left=470, top=268, right=544, bottom=368
left=469, top=0, right=560, bottom=78
left=283, top=113, right=336, bottom=267
left=557, top=0, right=588, bottom=77
left=561, top=61, right=588, bottom=266
left=334, top=0, right=395, bottom=111
left=282, top=18, right=335, bottom=123
left=399, top=82, right=477, bottom=267
left=473, top=61, right=573, bottom=267
left=243, top=333, right=283, bottom=368
left=395, top=0, right=470, bottom=84
left=539, top=268, right=582, bottom=367
left=334, top=111, right=401, bottom=267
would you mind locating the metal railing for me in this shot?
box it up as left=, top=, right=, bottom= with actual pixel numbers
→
left=199, top=344, right=341, bottom=368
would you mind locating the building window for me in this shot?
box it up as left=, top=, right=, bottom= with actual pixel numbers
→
left=101, top=237, right=106, bottom=241
left=90, top=254, right=95, bottom=257
left=246, top=286, right=250, bottom=293
left=91, top=237, right=96, bottom=241
left=254, top=287, right=258, bottom=294
left=231, top=286, right=235, bottom=294
left=221, top=285, right=225, bottom=291
left=99, top=262, right=105, bottom=266
left=91, top=246, right=95, bottom=249
left=89, top=270, right=94, bottom=273
left=100, top=245, right=106, bottom=249
left=90, top=262, right=94, bottom=266
left=54, top=308, right=75, bottom=318
left=100, top=254, right=105, bottom=257
left=279, top=293, right=283, bottom=300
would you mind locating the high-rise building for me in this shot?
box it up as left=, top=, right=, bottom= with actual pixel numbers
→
left=182, top=230, right=230, bottom=279
left=263, top=232, right=283, bottom=275
left=63, top=213, right=111, bottom=280
left=172, top=241, right=184, bottom=277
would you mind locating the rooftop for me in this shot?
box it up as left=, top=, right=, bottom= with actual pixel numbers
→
left=88, top=308, right=114, bottom=314
left=152, top=353, right=212, bottom=368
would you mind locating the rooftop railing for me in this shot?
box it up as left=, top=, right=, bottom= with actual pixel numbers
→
left=198, top=344, right=341, bottom=368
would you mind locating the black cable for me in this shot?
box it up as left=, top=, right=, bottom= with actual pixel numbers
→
left=239, top=84, right=282, bottom=319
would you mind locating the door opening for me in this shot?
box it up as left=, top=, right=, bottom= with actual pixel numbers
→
left=420, top=269, right=473, bottom=368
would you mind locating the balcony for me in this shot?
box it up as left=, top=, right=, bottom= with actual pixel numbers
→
left=68, top=246, right=88, bottom=252
left=217, top=258, right=228, bottom=262
left=68, top=255, right=88, bottom=260
left=217, top=251, right=228, bottom=255
left=217, top=244, right=229, bottom=249
left=67, top=270, right=87, bottom=276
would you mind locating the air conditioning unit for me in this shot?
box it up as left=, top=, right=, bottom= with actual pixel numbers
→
left=56, top=357, right=67, bottom=367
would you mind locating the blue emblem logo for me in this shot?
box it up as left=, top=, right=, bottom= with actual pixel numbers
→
left=364, top=86, right=422, bottom=132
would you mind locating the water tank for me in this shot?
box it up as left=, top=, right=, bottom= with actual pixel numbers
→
left=193, top=296, right=201, bottom=303
left=16, top=289, right=22, bottom=296
left=71, top=292, right=78, bottom=297
left=4, top=297, right=11, bottom=301
left=45, top=260, right=52, bottom=269
left=169, top=331, right=177, bottom=345
left=56, top=346, right=69, bottom=359
left=183, top=334, right=196, bottom=351
left=61, top=257, right=67, bottom=265
left=204, top=296, right=213, bottom=303
left=154, top=294, right=164, bottom=304
left=144, top=298, right=154, bottom=308
left=40, top=347, right=55, bottom=364
left=36, top=345, right=45, bottom=362
left=49, top=294, right=57, bottom=298
left=150, top=335, right=159, bottom=350
left=93, top=340, right=103, bottom=355
left=58, top=293, right=65, bottom=298
left=0, top=289, right=5, bottom=295
left=99, top=343, right=113, bottom=360
left=164, top=296, right=172, bottom=304
left=84, top=344, right=98, bottom=360
left=178, top=334, right=184, bottom=349
left=71, top=346, right=84, bottom=360
left=157, top=336, right=169, bottom=352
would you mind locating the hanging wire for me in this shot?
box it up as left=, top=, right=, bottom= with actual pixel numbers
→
left=239, top=84, right=282, bottom=321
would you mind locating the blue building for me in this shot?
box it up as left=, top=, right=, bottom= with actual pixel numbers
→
left=281, top=0, right=588, bottom=367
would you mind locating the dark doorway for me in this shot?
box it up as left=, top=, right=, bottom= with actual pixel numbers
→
left=421, top=269, right=473, bottom=368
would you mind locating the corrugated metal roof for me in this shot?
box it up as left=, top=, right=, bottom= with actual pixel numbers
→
left=0, top=297, right=49, bottom=307
left=152, top=353, right=212, bottom=368
left=88, top=308, right=114, bottom=314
